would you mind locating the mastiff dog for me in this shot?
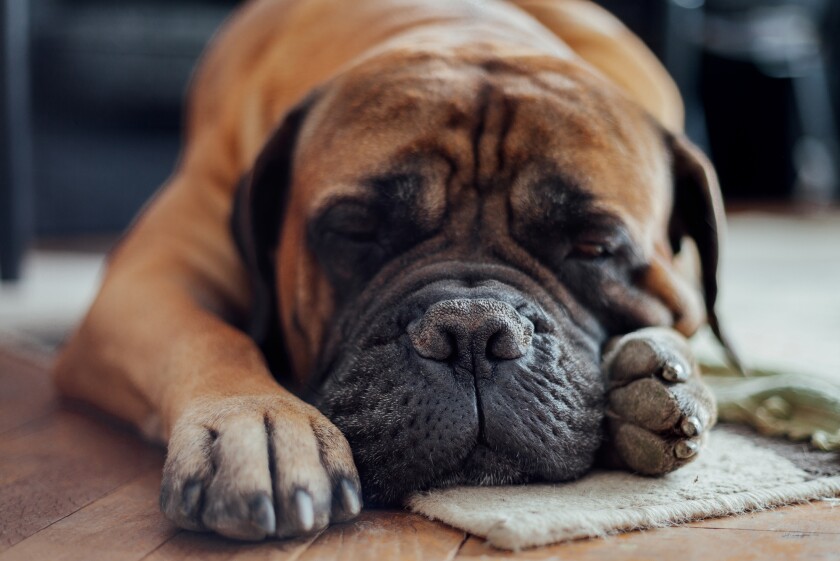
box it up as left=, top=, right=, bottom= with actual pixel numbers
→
left=54, top=0, right=739, bottom=541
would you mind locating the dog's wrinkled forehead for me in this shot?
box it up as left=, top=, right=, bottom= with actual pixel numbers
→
left=291, top=55, right=672, bottom=242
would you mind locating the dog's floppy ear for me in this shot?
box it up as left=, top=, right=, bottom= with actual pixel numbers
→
left=231, top=91, right=321, bottom=381
left=666, top=133, right=745, bottom=373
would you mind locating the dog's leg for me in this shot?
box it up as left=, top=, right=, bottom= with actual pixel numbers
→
left=53, top=178, right=361, bottom=540
left=599, top=326, right=717, bottom=474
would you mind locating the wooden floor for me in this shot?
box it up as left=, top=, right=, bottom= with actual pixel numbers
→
left=2, top=345, right=839, bottom=561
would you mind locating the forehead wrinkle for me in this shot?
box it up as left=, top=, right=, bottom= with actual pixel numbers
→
left=307, top=165, right=446, bottom=231
left=326, top=58, right=483, bottom=130
left=505, top=73, right=647, bottom=165
left=369, top=172, right=427, bottom=214
left=526, top=175, right=624, bottom=232
left=374, top=153, right=451, bottom=224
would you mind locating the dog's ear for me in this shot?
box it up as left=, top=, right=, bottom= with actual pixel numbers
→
left=666, top=132, right=744, bottom=372
left=231, top=91, right=320, bottom=381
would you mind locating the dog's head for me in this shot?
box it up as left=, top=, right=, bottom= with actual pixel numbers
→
left=232, top=51, right=725, bottom=503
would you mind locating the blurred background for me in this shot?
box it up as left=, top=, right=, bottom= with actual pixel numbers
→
left=0, top=0, right=838, bottom=374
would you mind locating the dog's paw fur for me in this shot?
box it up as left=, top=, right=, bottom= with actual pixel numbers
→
left=160, top=395, right=361, bottom=540
left=600, top=327, right=717, bottom=475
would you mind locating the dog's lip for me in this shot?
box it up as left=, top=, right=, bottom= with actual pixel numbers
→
left=454, top=441, right=527, bottom=486
left=462, top=441, right=488, bottom=462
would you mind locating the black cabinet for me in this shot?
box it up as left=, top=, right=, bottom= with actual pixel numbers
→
left=29, top=0, right=236, bottom=236
left=1, top=0, right=33, bottom=280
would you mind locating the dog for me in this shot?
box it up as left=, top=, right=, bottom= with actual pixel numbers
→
left=54, top=0, right=735, bottom=541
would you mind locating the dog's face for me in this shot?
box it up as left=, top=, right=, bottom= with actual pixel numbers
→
left=233, top=52, right=723, bottom=503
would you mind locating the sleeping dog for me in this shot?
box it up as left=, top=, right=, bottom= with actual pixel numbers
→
left=54, top=0, right=733, bottom=541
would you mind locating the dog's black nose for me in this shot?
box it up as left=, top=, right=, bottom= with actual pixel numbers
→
left=408, top=298, right=533, bottom=364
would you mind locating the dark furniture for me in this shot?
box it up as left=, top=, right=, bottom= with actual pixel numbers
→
left=603, top=0, right=840, bottom=203
left=1, top=0, right=33, bottom=281
left=29, top=0, right=236, bottom=236
left=2, top=0, right=236, bottom=281
left=700, top=0, right=839, bottom=201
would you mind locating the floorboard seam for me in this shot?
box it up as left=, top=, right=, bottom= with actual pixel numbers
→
left=136, top=530, right=183, bottom=561
left=686, top=525, right=840, bottom=535
left=4, top=466, right=163, bottom=551
left=451, top=532, right=471, bottom=560
left=0, top=407, right=61, bottom=439
left=283, top=533, right=322, bottom=561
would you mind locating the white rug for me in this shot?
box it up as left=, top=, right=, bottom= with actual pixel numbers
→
left=408, top=428, right=840, bottom=550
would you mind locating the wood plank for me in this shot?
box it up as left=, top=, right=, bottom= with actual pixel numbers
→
left=0, top=409, right=164, bottom=551
left=687, top=500, right=840, bottom=534
left=0, top=347, right=56, bottom=435
left=456, top=526, right=840, bottom=561
left=142, top=531, right=317, bottom=561
left=297, top=511, right=466, bottom=561
left=144, top=511, right=465, bottom=561
left=0, top=470, right=177, bottom=561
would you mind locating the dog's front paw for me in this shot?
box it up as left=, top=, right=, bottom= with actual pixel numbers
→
left=160, top=395, right=361, bottom=540
left=601, top=327, right=717, bottom=475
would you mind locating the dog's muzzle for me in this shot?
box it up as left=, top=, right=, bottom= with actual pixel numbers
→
left=315, top=272, right=605, bottom=504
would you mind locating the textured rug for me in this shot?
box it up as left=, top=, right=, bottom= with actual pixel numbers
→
left=409, top=426, right=840, bottom=550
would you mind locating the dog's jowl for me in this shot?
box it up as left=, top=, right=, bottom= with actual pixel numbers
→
left=55, top=0, right=725, bottom=540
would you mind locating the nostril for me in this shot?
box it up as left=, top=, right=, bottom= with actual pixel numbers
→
left=408, top=319, right=455, bottom=361
left=486, top=318, right=533, bottom=361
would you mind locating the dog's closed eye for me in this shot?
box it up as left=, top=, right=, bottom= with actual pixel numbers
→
left=568, top=241, right=610, bottom=260
left=320, top=203, right=381, bottom=243
left=566, top=229, right=630, bottom=261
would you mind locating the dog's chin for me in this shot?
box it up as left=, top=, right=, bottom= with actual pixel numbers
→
left=360, top=443, right=536, bottom=505
left=313, top=307, right=606, bottom=505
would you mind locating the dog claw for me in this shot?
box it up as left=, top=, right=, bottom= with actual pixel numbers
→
left=675, top=440, right=699, bottom=459
left=661, top=361, right=687, bottom=383
left=249, top=493, right=276, bottom=535
left=182, top=480, right=203, bottom=519
left=293, top=489, right=315, bottom=533
left=340, top=478, right=361, bottom=516
left=680, top=416, right=702, bottom=437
